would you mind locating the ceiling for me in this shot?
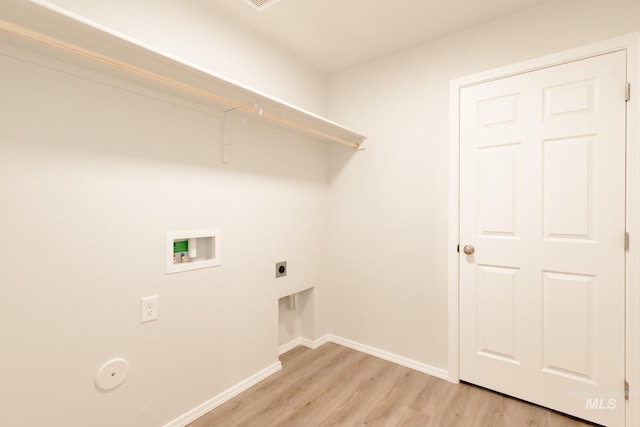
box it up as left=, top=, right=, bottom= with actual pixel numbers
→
left=210, top=0, right=551, bottom=73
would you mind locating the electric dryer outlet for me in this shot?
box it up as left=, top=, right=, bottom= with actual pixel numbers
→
left=276, top=261, right=287, bottom=278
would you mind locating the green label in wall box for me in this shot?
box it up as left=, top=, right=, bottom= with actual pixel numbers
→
left=173, top=240, right=188, bottom=253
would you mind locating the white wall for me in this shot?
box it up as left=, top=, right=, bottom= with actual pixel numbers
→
left=0, top=33, right=328, bottom=427
left=0, top=2, right=333, bottom=426
left=325, top=0, right=640, bottom=371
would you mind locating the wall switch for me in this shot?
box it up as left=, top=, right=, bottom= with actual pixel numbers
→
left=140, top=296, right=158, bottom=323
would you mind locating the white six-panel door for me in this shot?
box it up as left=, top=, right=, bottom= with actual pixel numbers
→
left=459, top=51, right=627, bottom=426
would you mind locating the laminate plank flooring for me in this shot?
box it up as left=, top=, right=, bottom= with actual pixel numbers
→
left=187, top=343, right=598, bottom=427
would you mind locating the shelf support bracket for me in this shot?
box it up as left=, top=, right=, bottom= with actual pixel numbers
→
left=223, top=108, right=236, bottom=164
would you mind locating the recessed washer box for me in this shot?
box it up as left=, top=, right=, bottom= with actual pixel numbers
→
left=166, top=229, right=221, bottom=274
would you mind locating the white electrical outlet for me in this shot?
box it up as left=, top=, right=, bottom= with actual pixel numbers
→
left=140, top=296, right=158, bottom=323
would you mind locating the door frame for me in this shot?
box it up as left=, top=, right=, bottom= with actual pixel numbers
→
left=448, top=33, right=640, bottom=426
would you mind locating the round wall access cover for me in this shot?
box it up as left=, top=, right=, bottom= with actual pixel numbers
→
left=96, top=358, right=130, bottom=390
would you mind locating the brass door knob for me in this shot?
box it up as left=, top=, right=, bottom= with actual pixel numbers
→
left=463, top=245, right=475, bottom=255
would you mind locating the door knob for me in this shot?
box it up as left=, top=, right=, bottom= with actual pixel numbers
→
left=463, top=245, right=475, bottom=255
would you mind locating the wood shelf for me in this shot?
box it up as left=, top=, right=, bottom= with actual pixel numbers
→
left=0, top=0, right=366, bottom=149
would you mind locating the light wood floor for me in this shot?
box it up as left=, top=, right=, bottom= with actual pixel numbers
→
left=188, top=343, right=598, bottom=427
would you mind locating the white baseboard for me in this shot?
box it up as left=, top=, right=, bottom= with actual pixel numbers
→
left=326, top=334, right=449, bottom=380
left=278, top=335, right=329, bottom=355
left=281, top=334, right=448, bottom=380
left=167, top=334, right=448, bottom=426
left=163, top=361, right=282, bottom=427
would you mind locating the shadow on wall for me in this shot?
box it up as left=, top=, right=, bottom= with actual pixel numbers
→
left=3, top=50, right=334, bottom=183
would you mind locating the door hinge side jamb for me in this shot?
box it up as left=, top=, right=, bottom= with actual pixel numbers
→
left=625, top=232, right=630, bottom=252
left=625, top=380, right=630, bottom=401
